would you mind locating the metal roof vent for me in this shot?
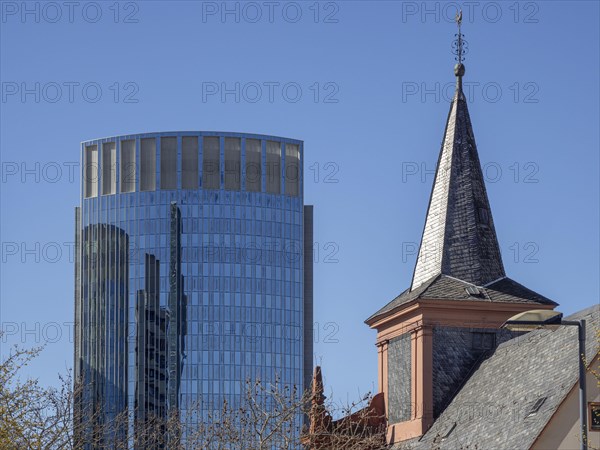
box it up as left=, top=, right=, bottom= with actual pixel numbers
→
left=441, top=422, right=457, bottom=441
left=526, top=397, right=547, bottom=418
left=465, top=286, right=483, bottom=297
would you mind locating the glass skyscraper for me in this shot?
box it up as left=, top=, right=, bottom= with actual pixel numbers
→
left=74, top=131, right=313, bottom=447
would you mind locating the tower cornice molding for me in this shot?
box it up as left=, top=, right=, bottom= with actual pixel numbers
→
left=372, top=299, right=554, bottom=345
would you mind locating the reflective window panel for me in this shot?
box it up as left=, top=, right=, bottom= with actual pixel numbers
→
left=266, top=141, right=281, bottom=194
left=160, top=137, right=177, bottom=190
left=245, top=139, right=262, bottom=192
left=84, top=145, right=98, bottom=198
left=203, top=136, right=220, bottom=190
left=102, top=142, right=116, bottom=195
left=140, top=138, right=156, bottom=191
left=120, top=140, right=136, bottom=193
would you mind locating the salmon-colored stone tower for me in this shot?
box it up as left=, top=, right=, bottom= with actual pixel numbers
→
left=365, top=19, right=557, bottom=446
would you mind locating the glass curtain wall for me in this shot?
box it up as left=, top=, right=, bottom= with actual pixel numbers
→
left=75, top=132, right=308, bottom=449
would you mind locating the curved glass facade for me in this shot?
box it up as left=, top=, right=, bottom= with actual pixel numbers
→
left=74, top=132, right=312, bottom=447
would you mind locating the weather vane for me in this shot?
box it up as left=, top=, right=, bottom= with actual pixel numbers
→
left=452, top=9, right=468, bottom=66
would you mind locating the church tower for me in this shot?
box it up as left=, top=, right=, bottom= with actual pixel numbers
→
left=365, top=19, right=557, bottom=445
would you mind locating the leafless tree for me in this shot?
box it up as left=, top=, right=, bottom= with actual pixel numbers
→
left=2, top=338, right=388, bottom=449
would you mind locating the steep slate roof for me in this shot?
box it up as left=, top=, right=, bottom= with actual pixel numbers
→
left=393, top=304, right=600, bottom=449
left=411, top=69, right=505, bottom=290
left=366, top=274, right=558, bottom=324
left=366, top=62, right=556, bottom=324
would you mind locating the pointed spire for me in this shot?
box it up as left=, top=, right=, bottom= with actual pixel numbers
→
left=410, top=21, right=506, bottom=291
left=308, top=366, right=329, bottom=438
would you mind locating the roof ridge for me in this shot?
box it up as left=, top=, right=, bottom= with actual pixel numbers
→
left=483, top=276, right=507, bottom=287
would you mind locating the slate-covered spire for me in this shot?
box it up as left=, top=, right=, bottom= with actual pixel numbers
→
left=411, top=19, right=506, bottom=291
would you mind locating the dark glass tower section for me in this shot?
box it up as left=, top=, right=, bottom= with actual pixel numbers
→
left=74, top=132, right=312, bottom=447
left=134, top=253, right=168, bottom=446
left=74, top=223, right=129, bottom=448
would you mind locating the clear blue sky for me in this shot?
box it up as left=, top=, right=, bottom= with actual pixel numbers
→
left=1, top=1, right=599, bottom=403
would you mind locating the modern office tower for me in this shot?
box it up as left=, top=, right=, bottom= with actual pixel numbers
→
left=74, top=132, right=313, bottom=447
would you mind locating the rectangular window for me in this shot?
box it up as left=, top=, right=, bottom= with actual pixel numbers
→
left=245, top=139, right=261, bottom=192
left=203, top=137, right=220, bottom=190
left=266, top=141, right=281, bottom=194
left=84, top=145, right=98, bottom=198
left=285, top=144, right=300, bottom=196
left=182, top=136, right=199, bottom=189
left=224, top=138, right=241, bottom=191
left=590, top=403, right=600, bottom=430
left=140, top=138, right=156, bottom=191
left=160, top=137, right=177, bottom=190
left=120, top=140, right=136, bottom=193
left=101, top=142, right=116, bottom=195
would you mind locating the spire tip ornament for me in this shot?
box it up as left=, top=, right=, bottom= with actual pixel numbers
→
left=452, top=9, right=467, bottom=78
left=454, top=63, right=465, bottom=77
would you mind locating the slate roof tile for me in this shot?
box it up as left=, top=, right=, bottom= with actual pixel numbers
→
left=366, top=275, right=557, bottom=324
left=391, top=305, right=599, bottom=449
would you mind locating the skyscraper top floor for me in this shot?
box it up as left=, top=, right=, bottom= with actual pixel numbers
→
left=81, top=131, right=303, bottom=199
